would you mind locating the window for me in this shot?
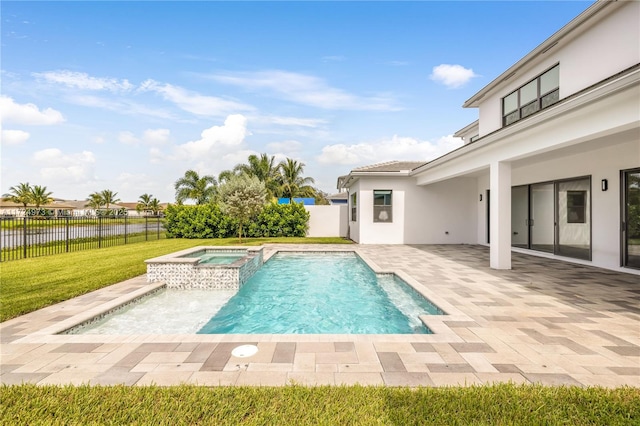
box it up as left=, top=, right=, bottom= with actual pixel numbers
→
left=373, top=190, right=392, bottom=222
left=567, top=190, right=586, bottom=223
left=469, top=134, right=480, bottom=143
left=502, top=64, right=559, bottom=126
left=351, top=193, right=357, bottom=222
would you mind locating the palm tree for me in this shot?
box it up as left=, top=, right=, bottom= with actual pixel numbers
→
left=148, top=198, right=163, bottom=215
left=278, top=158, right=316, bottom=202
left=136, top=193, right=154, bottom=213
left=100, top=189, right=120, bottom=209
left=174, top=170, right=217, bottom=205
left=30, top=185, right=53, bottom=208
left=85, top=192, right=103, bottom=209
left=136, top=193, right=163, bottom=215
left=2, top=182, right=33, bottom=207
left=233, top=154, right=281, bottom=199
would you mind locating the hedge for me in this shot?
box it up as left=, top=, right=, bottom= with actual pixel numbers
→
left=164, top=202, right=309, bottom=239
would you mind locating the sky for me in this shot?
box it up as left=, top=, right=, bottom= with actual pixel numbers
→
left=1, top=0, right=594, bottom=203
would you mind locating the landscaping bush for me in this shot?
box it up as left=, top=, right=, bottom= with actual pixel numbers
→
left=164, top=204, right=237, bottom=238
left=164, top=202, right=309, bottom=239
left=248, top=202, right=310, bottom=237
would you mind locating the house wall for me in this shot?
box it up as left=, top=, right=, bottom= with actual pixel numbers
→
left=353, top=177, right=408, bottom=244
left=347, top=177, right=477, bottom=244
left=478, top=1, right=640, bottom=137
left=305, top=205, right=348, bottom=238
left=474, top=138, right=639, bottom=270
left=403, top=178, right=477, bottom=244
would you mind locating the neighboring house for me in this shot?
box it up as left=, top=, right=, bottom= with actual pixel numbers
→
left=0, top=199, right=78, bottom=217
left=327, top=192, right=348, bottom=205
left=340, top=0, right=639, bottom=274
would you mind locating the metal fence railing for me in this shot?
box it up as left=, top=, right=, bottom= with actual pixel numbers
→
left=0, top=215, right=164, bottom=262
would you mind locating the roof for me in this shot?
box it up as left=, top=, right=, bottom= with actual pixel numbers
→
left=351, top=161, right=426, bottom=173
left=463, top=0, right=618, bottom=108
left=327, top=192, right=348, bottom=200
left=338, top=161, right=427, bottom=189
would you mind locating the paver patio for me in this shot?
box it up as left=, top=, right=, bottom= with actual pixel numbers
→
left=2, top=244, right=638, bottom=387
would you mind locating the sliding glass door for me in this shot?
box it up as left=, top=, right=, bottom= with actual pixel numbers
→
left=511, top=176, right=591, bottom=261
left=511, top=186, right=528, bottom=248
left=556, top=178, right=591, bottom=260
left=623, top=169, right=640, bottom=269
left=531, top=183, right=555, bottom=253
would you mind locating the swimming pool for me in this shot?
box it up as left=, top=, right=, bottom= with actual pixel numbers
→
left=180, top=249, right=248, bottom=265
left=71, top=251, right=443, bottom=335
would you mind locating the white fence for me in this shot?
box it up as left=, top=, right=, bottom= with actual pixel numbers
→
left=305, top=205, right=348, bottom=238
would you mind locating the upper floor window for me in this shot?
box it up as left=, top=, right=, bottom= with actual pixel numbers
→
left=373, top=190, right=392, bottom=223
left=469, top=134, right=480, bottom=143
left=502, top=65, right=559, bottom=127
left=351, top=193, right=357, bottom=222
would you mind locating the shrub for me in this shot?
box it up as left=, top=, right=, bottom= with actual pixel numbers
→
left=164, top=202, right=309, bottom=239
left=247, top=202, right=310, bottom=238
left=164, top=204, right=234, bottom=238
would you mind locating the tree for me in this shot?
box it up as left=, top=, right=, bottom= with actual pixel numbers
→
left=100, top=189, right=120, bottom=209
left=234, top=153, right=281, bottom=199
left=2, top=182, right=33, bottom=207
left=85, top=192, right=103, bottom=209
left=174, top=170, right=217, bottom=205
left=278, top=158, right=316, bottom=202
left=137, top=193, right=163, bottom=215
left=218, top=174, right=267, bottom=243
left=30, top=185, right=53, bottom=208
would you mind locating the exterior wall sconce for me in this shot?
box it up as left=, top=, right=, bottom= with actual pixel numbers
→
left=601, top=179, right=608, bottom=191
left=479, top=194, right=483, bottom=201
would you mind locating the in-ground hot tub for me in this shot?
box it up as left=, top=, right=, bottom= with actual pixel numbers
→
left=145, top=246, right=263, bottom=290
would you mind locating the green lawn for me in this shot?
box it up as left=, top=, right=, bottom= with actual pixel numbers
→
left=1, top=383, right=638, bottom=425
left=0, top=237, right=351, bottom=321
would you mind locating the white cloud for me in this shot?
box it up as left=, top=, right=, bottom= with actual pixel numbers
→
left=210, top=70, right=400, bottom=111
left=174, top=114, right=250, bottom=161
left=265, top=116, right=327, bottom=128
left=33, top=70, right=134, bottom=92
left=0, top=96, right=65, bottom=125
left=68, top=94, right=177, bottom=120
left=119, top=128, right=170, bottom=146
left=143, top=128, right=170, bottom=145
left=118, top=131, right=139, bottom=145
left=266, top=140, right=303, bottom=153
left=1, top=129, right=30, bottom=145
left=32, top=148, right=97, bottom=183
left=317, top=135, right=463, bottom=166
left=139, top=79, right=254, bottom=117
left=430, top=64, right=478, bottom=89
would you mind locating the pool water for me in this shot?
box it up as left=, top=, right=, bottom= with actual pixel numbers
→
left=181, top=250, right=247, bottom=265
left=198, top=252, right=441, bottom=334
left=71, top=252, right=442, bottom=335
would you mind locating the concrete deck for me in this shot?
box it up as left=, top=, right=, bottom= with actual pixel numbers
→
left=2, top=244, right=639, bottom=387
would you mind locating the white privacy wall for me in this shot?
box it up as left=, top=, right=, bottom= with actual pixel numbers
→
left=305, top=205, right=348, bottom=238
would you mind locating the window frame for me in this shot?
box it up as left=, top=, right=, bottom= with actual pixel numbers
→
left=350, top=192, right=357, bottom=222
left=373, top=190, right=393, bottom=223
left=502, top=64, right=559, bottom=127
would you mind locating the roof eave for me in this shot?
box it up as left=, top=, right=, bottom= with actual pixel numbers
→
left=462, top=0, right=616, bottom=108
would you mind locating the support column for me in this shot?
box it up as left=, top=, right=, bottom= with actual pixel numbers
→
left=490, top=161, right=512, bottom=269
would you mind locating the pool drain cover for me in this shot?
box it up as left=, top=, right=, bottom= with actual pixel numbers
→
left=232, top=345, right=258, bottom=358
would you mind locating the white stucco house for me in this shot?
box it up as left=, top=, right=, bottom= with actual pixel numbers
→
left=339, top=0, right=639, bottom=274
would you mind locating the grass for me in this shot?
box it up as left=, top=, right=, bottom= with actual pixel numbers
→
left=1, top=384, right=638, bottom=425
left=0, top=236, right=351, bottom=321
